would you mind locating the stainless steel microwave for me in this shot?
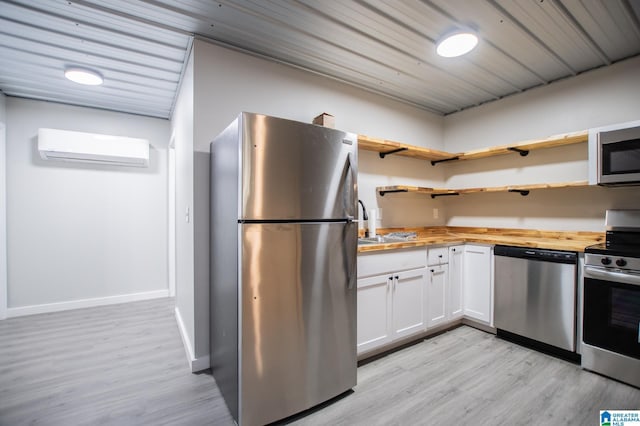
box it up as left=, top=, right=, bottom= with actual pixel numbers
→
left=589, top=120, right=640, bottom=186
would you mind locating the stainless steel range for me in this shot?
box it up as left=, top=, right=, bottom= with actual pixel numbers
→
left=583, top=210, right=640, bottom=388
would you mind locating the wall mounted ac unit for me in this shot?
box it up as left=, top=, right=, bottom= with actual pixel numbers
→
left=38, top=128, right=149, bottom=167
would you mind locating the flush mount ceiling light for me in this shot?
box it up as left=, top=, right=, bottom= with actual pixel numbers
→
left=64, top=67, right=104, bottom=85
left=436, top=31, right=479, bottom=58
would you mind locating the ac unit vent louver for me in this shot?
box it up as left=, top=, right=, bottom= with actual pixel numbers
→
left=38, top=128, right=149, bottom=167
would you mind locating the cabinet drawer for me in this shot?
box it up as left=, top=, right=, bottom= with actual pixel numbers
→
left=357, top=248, right=427, bottom=278
left=428, top=247, right=449, bottom=265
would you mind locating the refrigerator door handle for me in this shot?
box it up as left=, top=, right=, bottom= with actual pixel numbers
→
left=347, top=250, right=357, bottom=290
left=346, top=152, right=357, bottom=214
left=343, top=221, right=357, bottom=290
left=347, top=152, right=356, bottom=182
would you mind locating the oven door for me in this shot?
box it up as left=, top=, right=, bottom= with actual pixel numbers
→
left=583, top=266, right=640, bottom=360
left=598, top=125, right=640, bottom=185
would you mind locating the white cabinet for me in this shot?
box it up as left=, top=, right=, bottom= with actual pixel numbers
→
left=426, top=264, right=447, bottom=328
left=448, top=245, right=464, bottom=319
left=357, top=274, right=392, bottom=353
left=391, top=269, right=428, bottom=338
left=358, top=248, right=426, bottom=278
left=427, top=246, right=449, bottom=265
left=357, top=242, right=495, bottom=355
left=357, top=248, right=427, bottom=355
left=463, top=244, right=493, bottom=324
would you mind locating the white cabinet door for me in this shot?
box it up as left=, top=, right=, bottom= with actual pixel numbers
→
left=463, top=245, right=493, bottom=323
left=448, top=245, right=464, bottom=319
left=427, top=264, right=448, bottom=328
left=391, top=268, right=427, bottom=339
left=357, top=274, right=392, bottom=354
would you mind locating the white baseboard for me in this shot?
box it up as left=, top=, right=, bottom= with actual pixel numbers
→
left=174, top=306, right=210, bottom=373
left=7, top=289, right=169, bottom=318
left=192, top=354, right=210, bottom=372
left=174, top=306, right=195, bottom=364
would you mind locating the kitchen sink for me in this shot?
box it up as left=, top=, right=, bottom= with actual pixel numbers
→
left=357, top=233, right=416, bottom=245
left=357, top=238, right=380, bottom=245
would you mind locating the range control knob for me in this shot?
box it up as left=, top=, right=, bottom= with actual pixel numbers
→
left=616, top=258, right=627, bottom=267
left=601, top=257, right=612, bottom=266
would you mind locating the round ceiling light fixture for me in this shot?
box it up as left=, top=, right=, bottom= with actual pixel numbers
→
left=64, top=67, right=104, bottom=85
left=436, top=31, right=479, bottom=58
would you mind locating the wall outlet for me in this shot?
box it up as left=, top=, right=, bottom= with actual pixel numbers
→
left=433, top=208, right=439, bottom=219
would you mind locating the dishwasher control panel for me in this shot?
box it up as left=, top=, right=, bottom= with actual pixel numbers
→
left=495, top=245, right=577, bottom=264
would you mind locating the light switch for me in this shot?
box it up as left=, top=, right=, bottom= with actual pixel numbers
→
left=185, top=206, right=190, bottom=223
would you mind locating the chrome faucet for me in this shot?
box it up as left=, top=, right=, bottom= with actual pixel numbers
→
left=358, top=199, right=369, bottom=238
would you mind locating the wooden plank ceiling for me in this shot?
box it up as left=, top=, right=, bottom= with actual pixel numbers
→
left=0, top=0, right=639, bottom=119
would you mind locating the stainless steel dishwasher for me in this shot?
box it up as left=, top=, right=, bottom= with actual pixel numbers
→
left=494, top=245, right=578, bottom=359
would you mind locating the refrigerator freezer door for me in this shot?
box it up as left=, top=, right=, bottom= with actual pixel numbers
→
left=239, top=222, right=357, bottom=426
left=240, top=113, right=357, bottom=220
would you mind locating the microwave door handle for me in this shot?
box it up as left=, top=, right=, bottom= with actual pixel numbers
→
left=584, top=266, right=640, bottom=287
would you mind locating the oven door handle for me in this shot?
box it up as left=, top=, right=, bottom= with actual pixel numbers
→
left=584, top=266, right=640, bottom=287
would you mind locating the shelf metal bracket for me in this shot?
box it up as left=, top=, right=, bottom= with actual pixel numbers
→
left=379, top=188, right=409, bottom=197
left=431, top=156, right=460, bottom=166
left=379, top=147, right=408, bottom=159
left=507, top=147, right=529, bottom=156
left=508, top=189, right=530, bottom=196
left=430, top=193, right=460, bottom=199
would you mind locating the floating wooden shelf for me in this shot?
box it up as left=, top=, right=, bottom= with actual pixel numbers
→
left=377, top=181, right=589, bottom=198
left=358, top=130, right=588, bottom=165
left=454, top=130, right=589, bottom=162
left=357, top=135, right=454, bottom=161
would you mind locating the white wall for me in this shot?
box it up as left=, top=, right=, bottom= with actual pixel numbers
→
left=192, top=39, right=446, bottom=229
left=6, top=98, right=170, bottom=315
left=444, top=56, right=640, bottom=152
left=442, top=56, right=640, bottom=231
left=170, top=49, right=198, bottom=366
left=192, top=151, right=209, bottom=363
left=0, top=92, right=6, bottom=319
left=0, top=91, right=6, bottom=122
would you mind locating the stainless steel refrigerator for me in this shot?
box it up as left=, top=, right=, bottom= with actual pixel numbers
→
left=210, top=112, right=358, bottom=426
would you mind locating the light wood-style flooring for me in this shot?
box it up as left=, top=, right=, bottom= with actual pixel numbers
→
left=1, top=298, right=638, bottom=425
left=0, top=298, right=233, bottom=426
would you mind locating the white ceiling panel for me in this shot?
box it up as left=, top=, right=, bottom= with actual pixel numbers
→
left=496, top=0, right=605, bottom=70
left=0, top=0, right=638, bottom=118
left=562, top=0, right=640, bottom=60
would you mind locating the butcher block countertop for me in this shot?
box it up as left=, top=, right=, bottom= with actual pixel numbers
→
left=357, top=226, right=604, bottom=253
